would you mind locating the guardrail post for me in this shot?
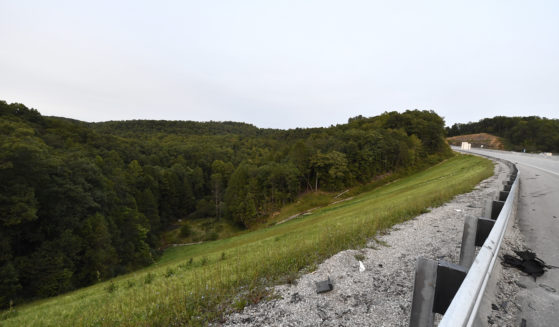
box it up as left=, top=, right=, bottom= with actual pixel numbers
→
left=459, top=216, right=477, bottom=269
left=509, top=174, right=517, bottom=183
left=490, top=200, right=504, bottom=219
left=460, top=215, right=497, bottom=269
left=410, top=257, right=438, bottom=327
left=433, top=261, right=468, bottom=314
left=499, top=191, right=509, bottom=201
left=475, top=218, right=495, bottom=246
left=481, top=195, right=495, bottom=219
left=503, top=184, right=512, bottom=192
left=410, top=258, right=469, bottom=326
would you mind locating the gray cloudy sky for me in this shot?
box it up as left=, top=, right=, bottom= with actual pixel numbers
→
left=1, top=1, right=558, bottom=129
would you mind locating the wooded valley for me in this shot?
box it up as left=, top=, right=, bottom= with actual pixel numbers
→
left=0, top=100, right=450, bottom=307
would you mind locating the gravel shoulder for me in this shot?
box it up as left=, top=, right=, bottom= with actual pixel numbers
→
left=221, top=159, right=517, bottom=327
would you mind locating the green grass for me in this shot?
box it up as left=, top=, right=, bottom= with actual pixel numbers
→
left=263, top=191, right=336, bottom=226
left=1, top=154, right=493, bottom=327
left=161, top=218, right=243, bottom=246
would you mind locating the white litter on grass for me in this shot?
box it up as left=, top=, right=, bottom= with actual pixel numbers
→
left=359, top=261, right=365, bottom=272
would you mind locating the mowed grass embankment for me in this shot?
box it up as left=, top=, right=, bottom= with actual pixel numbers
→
left=2, top=154, right=493, bottom=326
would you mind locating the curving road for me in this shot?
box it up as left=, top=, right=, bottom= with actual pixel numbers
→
left=460, top=147, right=559, bottom=326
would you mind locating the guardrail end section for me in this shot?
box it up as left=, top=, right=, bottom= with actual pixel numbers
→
left=410, top=257, right=437, bottom=327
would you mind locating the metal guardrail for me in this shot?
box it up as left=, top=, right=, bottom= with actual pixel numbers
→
left=438, top=170, right=518, bottom=326
left=409, top=159, right=519, bottom=327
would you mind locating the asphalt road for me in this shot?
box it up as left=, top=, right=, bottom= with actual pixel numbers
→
left=462, top=147, right=559, bottom=326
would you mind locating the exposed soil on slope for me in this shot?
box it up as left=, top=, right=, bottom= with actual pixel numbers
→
left=447, top=133, right=504, bottom=150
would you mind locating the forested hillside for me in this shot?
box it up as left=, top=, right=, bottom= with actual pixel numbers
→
left=446, top=116, right=559, bottom=153
left=0, top=100, right=450, bottom=307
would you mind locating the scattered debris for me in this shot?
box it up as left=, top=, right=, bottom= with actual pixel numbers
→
left=316, top=277, right=333, bottom=294
left=501, top=250, right=556, bottom=280
left=359, top=261, right=365, bottom=272
left=454, top=209, right=462, bottom=212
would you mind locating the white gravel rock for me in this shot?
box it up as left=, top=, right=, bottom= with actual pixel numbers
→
left=220, top=160, right=512, bottom=327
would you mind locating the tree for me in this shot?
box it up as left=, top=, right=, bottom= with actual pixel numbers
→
left=0, top=263, right=21, bottom=308
left=136, top=188, right=160, bottom=245
left=210, top=160, right=234, bottom=219
left=310, top=151, right=349, bottom=191
left=77, top=214, right=118, bottom=283
left=225, top=164, right=257, bottom=227
left=289, top=140, right=312, bottom=190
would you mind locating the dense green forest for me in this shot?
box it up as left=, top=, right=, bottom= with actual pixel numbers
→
left=446, top=116, right=559, bottom=153
left=0, top=100, right=450, bottom=307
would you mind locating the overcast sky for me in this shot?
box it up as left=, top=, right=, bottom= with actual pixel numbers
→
left=1, top=1, right=558, bottom=129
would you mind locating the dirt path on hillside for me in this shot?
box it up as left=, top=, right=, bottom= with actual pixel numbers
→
left=219, top=159, right=522, bottom=326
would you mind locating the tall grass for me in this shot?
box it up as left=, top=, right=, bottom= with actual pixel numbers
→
left=1, top=154, right=493, bottom=326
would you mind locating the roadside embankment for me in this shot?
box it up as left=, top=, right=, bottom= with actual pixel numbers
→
left=222, top=159, right=512, bottom=326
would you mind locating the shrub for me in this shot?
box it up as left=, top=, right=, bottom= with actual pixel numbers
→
left=104, top=282, right=118, bottom=293
left=204, top=231, right=218, bottom=241
left=180, top=224, right=192, bottom=238
left=144, top=273, right=155, bottom=285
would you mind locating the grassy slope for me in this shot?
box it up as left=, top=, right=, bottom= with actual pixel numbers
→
left=2, top=154, right=493, bottom=326
left=161, top=218, right=243, bottom=246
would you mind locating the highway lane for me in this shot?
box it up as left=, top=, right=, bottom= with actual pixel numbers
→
left=461, top=148, right=559, bottom=326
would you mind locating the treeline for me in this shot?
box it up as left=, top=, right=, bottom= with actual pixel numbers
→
left=446, top=116, right=559, bottom=153
left=0, top=100, right=450, bottom=307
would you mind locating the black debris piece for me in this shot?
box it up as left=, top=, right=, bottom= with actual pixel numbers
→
left=501, top=250, right=555, bottom=281
left=521, top=318, right=527, bottom=327
left=316, top=277, right=333, bottom=294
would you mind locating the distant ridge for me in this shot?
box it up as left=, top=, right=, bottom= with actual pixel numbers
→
left=89, top=119, right=264, bottom=137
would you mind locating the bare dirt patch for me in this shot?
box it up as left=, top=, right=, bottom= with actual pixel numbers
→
left=447, top=133, right=504, bottom=150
